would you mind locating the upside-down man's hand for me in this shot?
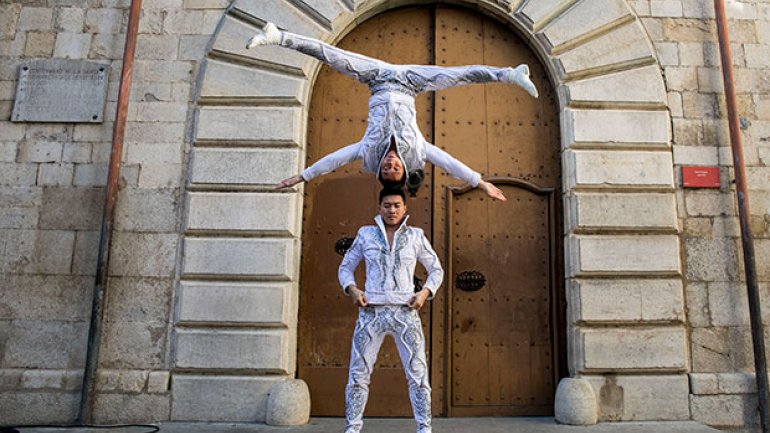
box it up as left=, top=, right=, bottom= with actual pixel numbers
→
left=276, top=175, right=303, bottom=190
left=478, top=179, right=507, bottom=201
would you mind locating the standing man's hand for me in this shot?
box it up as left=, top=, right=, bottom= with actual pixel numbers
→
left=276, top=175, right=304, bottom=189
left=478, top=179, right=507, bottom=201
left=407, top=289, right=430, bottom=310
left=348, top=286, right=368, bottom=307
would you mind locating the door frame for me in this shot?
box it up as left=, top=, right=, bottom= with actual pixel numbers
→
left=183, top=0, right=677, bottom=423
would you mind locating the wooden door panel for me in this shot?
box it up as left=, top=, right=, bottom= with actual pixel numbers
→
left=434, top=6, right=561, bottom=417
left=447, top=183, right=556, bottom=415
left=481, top=17, right=560, bottom=183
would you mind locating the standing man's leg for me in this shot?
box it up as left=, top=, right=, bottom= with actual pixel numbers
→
left=346, top=307, right=386, bottom=433
left=393, top=307, right=432, bottom=433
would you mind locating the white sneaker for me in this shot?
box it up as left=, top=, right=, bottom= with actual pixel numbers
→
left=246, top=22, right=282, bottom=49
left=502, top=64, right=539, bottom=98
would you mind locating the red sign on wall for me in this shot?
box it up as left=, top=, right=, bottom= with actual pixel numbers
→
left=682, top=166, right=720, bottom=188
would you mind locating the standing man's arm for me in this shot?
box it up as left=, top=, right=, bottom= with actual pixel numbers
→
left=338, top=229, right=368, bottom=307
left=408, top=229, right=444, bottom=310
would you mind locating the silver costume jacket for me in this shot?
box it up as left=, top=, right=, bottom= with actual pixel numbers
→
left=338, top=215, right=444, bottom=305
left=300, top=91, right=482, bottom=186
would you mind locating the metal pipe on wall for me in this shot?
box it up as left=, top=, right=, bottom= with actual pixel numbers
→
left=78, top=0, right=144, bottom=423
left=713, top=1, right=769, bottom=432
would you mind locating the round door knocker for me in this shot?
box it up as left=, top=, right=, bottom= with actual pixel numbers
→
left=335, top=237, right=355, bottom=256
left=455, top=270, right=486, bottom=292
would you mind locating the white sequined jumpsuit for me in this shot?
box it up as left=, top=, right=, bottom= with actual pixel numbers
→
left=277, top=30, right=529, bottom=186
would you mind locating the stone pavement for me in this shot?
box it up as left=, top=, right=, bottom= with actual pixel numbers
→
left=13, top=417, right=728, bottom=433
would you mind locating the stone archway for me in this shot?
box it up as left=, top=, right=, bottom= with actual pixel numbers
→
left=172, top=0, right=685, bottom=422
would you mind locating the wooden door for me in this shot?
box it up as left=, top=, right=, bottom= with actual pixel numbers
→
left=298, top=6, right=563, bottom=418
left=432, top=7, right=563, bottom=416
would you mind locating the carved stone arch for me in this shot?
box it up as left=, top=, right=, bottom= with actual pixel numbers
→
left=172, top=0, right=684, bottom=422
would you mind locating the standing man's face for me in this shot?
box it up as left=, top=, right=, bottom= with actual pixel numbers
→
left=379, top=194, right=407, bottom=227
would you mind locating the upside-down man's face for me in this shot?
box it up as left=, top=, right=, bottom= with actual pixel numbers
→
left=380, top=150, right=405, bottom=182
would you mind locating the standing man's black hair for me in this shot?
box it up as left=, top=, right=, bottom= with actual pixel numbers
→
left=379, top=187, right=406, bottom=204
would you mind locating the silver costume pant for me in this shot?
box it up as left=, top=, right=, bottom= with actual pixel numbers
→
left=280, top=31, right=509, bottom=94
left=346, top=306, right=431, bottom=433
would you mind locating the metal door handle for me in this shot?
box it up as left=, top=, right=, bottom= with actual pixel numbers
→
left=335, top=237, right=354, bottom=255
left=455, top=270, right=486, bottom=291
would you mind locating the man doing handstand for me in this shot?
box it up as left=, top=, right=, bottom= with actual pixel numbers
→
left=248, top=22, right=538, bottom=199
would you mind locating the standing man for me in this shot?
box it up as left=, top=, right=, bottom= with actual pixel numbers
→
left=338, top=188, right=443, bottom=433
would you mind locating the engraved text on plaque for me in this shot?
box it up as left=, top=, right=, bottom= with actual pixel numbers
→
left=11, top=59, right=109, bottom=123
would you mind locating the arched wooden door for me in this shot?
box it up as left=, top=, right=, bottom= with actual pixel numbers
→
left=298, top=6, right=563, bottom=417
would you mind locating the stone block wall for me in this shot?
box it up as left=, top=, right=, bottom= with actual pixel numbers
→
left=627, top=0, right=770, bottom=429
left=516, top=0, right=688, bottom=421
left=1, top=1, right=109, bottom=423
left=169, top=0, right=321, bottom=417
left=0, top=0, right=227, bottom=424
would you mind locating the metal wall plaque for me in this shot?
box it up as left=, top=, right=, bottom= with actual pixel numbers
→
left=682, top=165, right=721, bottom=188
left=11, top=59, right=109, bottom=123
